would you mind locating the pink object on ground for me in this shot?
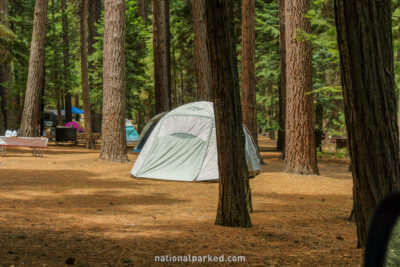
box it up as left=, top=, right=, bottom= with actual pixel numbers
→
left=64, top=121, right=84, bottom=132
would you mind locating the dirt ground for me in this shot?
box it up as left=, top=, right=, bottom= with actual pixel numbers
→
left=0, top=137, right=362, bottom=266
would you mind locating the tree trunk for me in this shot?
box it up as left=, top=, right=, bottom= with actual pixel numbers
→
left=315, top=100, right=323, bottom=151
left=398, top=49, right=400, bottom=130
left=151, top=0, right=171, bottom=113
left=171, top=43, right=177, bottom=108
left=180, top=57, right=184, bottom=104
left=137, top=0, right=148, bottom=26
left=277, top=0, right=286, bottom=152
left=88, top=0, right=101, bottom=100
left=0, top=0, right=11, bottom=132
left=19, top=0, right=48, bottom=137
left=88, top=0, right=101, bottom=55
left=74, top=93, right=79, bottom=107
left=241, top=0, right=257, bottom=149
left=100, top=0, right=129, bottom=162
left=80, top=0, right=94, bottom=149
left=205, top=0, right=252, bottom=228
left=39, top=65, right=45, bottom=136
left=334, top=0, right=400, bottom=247
left=0, top=60, right=10, bottom=133
left=283, top=0, right=318, bottom=175
left=57, top=95, right=62, bottom=126
left=61, top=0, right=72, bottom=123
left=192, top=0, right=212, bottom=101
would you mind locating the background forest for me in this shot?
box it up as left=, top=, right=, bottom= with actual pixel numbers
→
left=0, top=0, right=400, bottom=145
left=3, top=0, right=395, bottom=140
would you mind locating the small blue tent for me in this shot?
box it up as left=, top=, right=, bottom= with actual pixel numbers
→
left=126, top=119, right=139, bottom=143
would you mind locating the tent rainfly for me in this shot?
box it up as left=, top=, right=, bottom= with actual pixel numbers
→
left=131, top=101, right=261, bottom=182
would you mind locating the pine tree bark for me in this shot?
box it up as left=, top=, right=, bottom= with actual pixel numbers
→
left=241, top=0, right=257, bottom=149
left=205, top=0, right=252, bottom=228
left=283, top=0, right=318, bottom=174
left=334, top=0, right=400, bottom=247
left=192, top=0, right=212, bottom=101
left=61, top=0, right=72, bottom=123
left=19, top=0, right=48, bottom=137
left=151, top=0, right=171, bottom=113
left=277, top=0, right=286, bottom=152
left=100, top=0, right=129, bottom=162
left=80, top=0, right=94, bottom=149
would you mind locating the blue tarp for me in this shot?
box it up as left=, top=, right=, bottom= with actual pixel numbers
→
left=126, top=126, right=139, bottom=142
left=62, top=106, right=84, bottom=114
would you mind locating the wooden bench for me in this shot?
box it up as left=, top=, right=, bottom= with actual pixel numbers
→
left=0, top=136, right=48, bottom=157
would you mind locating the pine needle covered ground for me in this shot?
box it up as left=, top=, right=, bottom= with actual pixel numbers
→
left=0, top=137, right=362, bottom=266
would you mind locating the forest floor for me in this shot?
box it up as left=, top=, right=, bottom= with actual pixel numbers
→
left=0, top=137, right=362, bottom=266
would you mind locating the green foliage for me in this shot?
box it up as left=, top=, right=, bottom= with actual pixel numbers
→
left=255, top=0, right=279, bottom=132
left=4, top=0, right=35, bottom=125
left=44, top=0, right=80, bottom=110
left=170, top=0, right=196, bottom=105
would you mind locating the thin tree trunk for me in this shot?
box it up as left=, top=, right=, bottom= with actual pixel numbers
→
left=0, top=0, right=11, bottom=131
left=334, top=0, right=400, bottom=247
left=283, top=0, right=318, bottom=175
left=398, top=49, right=400, bottom=129
left=192, top=0, right=212, bottom=101
left=57, top=95, right=62, bottom=126
left=74, top=93, right=79, bottom=107
left=277, top=0, right=286, bottom=152
left=88, top=0, right=101, bottom=54
left=137, top=0, right=148, bottom=26
left=88, top=0, right=101, bottom=84
left=180, top=56, right=184, bottom=104
left=19, top=0, right=48, bottom=137
left=205, top=0, right=252, bottom=228
left=16, top=93, right=21, bottom=126
left=241, top=0, right=257, bottom=148
left=100, top=0, right=128, bottom=162
left=172, top=43, right=177, bottom=108
left=61, top=0, right=72, bottom=122
left=80, top=0, right=94, bottom=148
left=0, top=63, right=10, bottom=132
left=151, top=0, right=171, bottom=113
left=39, top=65, right=45, bottom=136
left=315, top=100, right=323, bottom=151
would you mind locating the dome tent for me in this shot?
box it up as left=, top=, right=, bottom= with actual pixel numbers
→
left=132, top=112, right=167, bottom=152
left=131, top=101, right=261, bottom=182
left=126, top=119, right=139, bottom=143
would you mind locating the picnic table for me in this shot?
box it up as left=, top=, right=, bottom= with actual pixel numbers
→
left=0, top=136, right=48, bottom=157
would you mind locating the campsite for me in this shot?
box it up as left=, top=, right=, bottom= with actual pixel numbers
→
left=1, top=0, right=400, bottom=266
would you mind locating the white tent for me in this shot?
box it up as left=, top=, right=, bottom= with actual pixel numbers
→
left=131, top=101, right=261, bottom=182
